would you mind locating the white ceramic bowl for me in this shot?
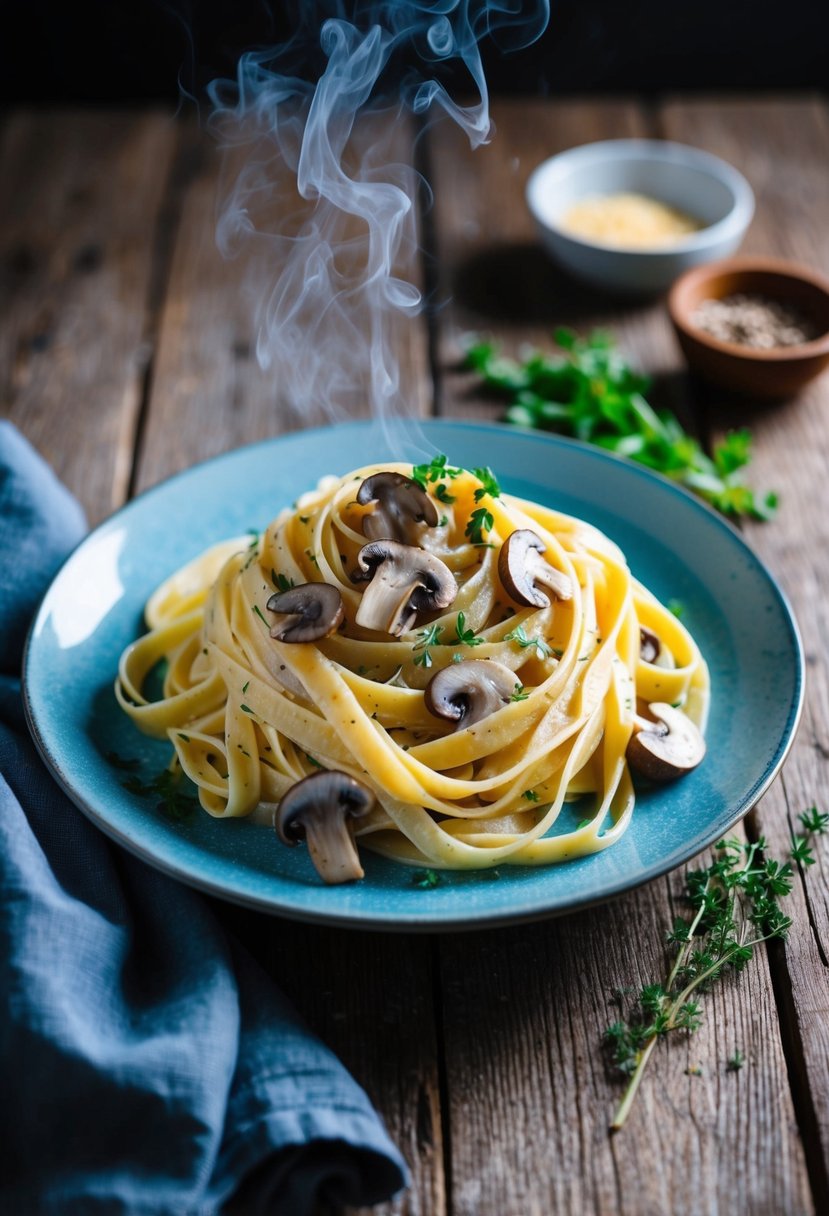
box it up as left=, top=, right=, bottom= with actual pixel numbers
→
left=526, top=139, right=755, bottom=294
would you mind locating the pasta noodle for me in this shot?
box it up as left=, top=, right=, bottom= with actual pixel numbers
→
left=116, top=459, right=709, bottom=880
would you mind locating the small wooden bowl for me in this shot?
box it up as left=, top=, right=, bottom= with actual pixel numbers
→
left=668, top=257, right=829, bottom=397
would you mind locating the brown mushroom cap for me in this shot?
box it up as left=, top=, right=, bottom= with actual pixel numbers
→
left=626, top=702, right=706, bottom=782
left=276, top=770, right=375, bottom=884
left=353, top=540, right=456, bottom=636
left=266, top=583, right=344, bottom=643
left=498, top=529, right=573, bottom=608
left=424, top=659, right=519, bottom=729
left=357, top=471, right=439, bottom=543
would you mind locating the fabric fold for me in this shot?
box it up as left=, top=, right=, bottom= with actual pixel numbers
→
left=0, top=422, right=407, bottom=1215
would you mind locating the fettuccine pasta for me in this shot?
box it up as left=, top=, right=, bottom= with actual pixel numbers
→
left=116, top=459, right=709, bottom=880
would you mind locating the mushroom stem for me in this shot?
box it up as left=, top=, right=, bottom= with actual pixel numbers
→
left=353, top=541, right=457, bottom=636
left=303, top=816, right=365, bottom=884
left=276, top=770, right=375, bottom=884
left=356, top=566, right=420, bottom=635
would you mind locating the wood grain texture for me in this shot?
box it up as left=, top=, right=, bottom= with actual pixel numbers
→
left=222, top=913, right=446, bottom=1216
left=427, top=97, right=813, bottom=1214
left=4, top=97, right=828, bottom=1216
left=0, top=110, right=176, bottom=522
left=439, top=863, right=810, bottom=1216
left=660, top=95, right=829, bottom=1207
left=427, top=99, right=696, bottom=431
left=138, top=111, right=444, bottom=1215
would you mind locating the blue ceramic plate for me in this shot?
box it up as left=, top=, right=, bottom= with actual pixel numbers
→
left=24, top=421, right=803, bottom=931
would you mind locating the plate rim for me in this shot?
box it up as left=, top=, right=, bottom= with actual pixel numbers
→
left=22, top=420, right=806, bottom=932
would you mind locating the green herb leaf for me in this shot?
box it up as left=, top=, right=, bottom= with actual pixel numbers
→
left=472, top=465, right=501, bottom=501
left=511, top=683, right=530, bottom=701
left=273, top=571, right=295, bottom=593
left=505, top=623, right=556, bottom=661
left=465, top=506, right=494, bottom=546
left=412, top=868, right=441, bottom=889
left=468, top=332, right=777, bottom=521
left=605, top=827, right=815, bottom=1132
left=454, top=611, right=483, bottom=647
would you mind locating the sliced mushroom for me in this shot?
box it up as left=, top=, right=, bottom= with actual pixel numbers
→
left=498, top=529, right=573, bottom=608
left=639, top=626, right=674, bottom=669
left=353, top=540, right=456, bottom=636
left=626, top=702, right=706, bottom=782
left=639, top=626, right=661, bottom=665
left=276, top=770, right=375, bottom=883
left=266, top=583, right=344, bottom=643
left=357, top=471, right=439, bottom=543
left=425, top=659, right=518, bottom=729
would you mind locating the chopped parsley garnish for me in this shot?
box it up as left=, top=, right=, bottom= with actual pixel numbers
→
left=411, top=868, right=442, bottom=889
left=252, top=604, right=268, bottom=625
left=273, top=571, right=295, bottom=592
left=411, top=453, right=462, bottom=488
left=177, top=733, right=191, bottom=742
left=121, top=768, right=198, bottom=823
left=305, top=753, right=324, bottom=769
left=240, top=704, right=254, bottom=715
left=435, top=483, right=456, bottom=504
left=472, top=466, right=501, bottom=501
left=242, top=681, right=249, bottom=693
left=523, top=789, right=539, bottom=802
left=465, top=506, right=494, bottom=546
left=511, top=683, right=530, bottom=701
left=667, top=599, right=685, bottom=619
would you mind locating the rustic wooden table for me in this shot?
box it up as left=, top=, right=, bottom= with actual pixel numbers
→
left=3, top=95, right=828, bottom=1215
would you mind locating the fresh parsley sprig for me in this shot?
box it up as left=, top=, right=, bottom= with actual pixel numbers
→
left=606, top=814, right=827, bottom=1131
left=465, top=329, right=778, bottom=521
left=465, top=507, right=494, bottom=545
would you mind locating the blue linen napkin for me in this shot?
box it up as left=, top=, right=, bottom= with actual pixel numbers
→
left=0, top=423, right=408, bottom=1215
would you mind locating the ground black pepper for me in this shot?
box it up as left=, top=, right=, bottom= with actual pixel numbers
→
left=691, top=293, right=818, bottom=348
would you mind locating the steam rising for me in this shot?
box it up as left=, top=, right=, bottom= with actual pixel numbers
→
left=208, top=2, right=549, bottom=437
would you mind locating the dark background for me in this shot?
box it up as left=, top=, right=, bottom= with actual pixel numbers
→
left=2, top=0, right=828, bottom=105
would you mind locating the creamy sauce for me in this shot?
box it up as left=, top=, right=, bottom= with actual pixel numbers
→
left=561, top=192, right=702, bottom=248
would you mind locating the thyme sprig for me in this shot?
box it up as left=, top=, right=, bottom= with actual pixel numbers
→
left=413, top=622, right=444, bottom=669
left=606, top=817, right=827, bottom=1131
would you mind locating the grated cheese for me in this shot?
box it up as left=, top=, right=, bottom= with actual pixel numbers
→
left=561, top=192, right=702, bottom=248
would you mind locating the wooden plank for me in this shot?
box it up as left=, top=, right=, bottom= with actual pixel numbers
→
left=660, top=95, right=829, bottom=1208
left=427, top=98, right=696, bottom=429
left=428, top=97, right=812, bottom=1215
left=0, top=110, right=176, bottom=522
left=133, top=110, right=431, bottom=491
left=141, top=113, right=444, bottom=1215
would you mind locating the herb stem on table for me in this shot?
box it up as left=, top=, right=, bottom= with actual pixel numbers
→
left=606, top=810, right=827, bottom=1132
